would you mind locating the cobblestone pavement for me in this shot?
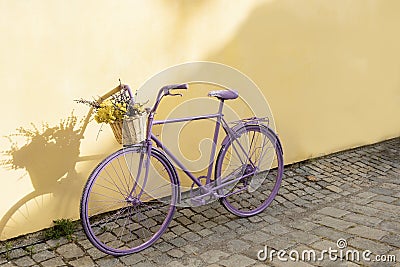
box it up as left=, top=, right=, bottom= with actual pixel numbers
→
left=0, top=138, right=399, bottom=267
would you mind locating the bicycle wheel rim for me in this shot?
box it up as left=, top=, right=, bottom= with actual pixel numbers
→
left=216, top=125, right=283, bottom=217
left=80, top=146, right=177, bottom=255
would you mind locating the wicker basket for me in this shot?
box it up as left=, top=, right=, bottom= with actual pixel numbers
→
left=110, top=114, right=147, bottom=145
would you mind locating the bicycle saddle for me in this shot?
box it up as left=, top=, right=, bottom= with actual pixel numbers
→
left=208, top=90, right=239, bottom=100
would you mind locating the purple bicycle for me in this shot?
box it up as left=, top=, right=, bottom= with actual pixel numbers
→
left=80, top=84, right=284, bottom=256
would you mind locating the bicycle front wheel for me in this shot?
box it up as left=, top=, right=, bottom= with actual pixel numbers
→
left=80, top=146, right=178, bottom=256
left=215, top=124, right=283, bottom=217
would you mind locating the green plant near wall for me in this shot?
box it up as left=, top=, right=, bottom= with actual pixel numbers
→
left=3, top=241, right=12, bottom=261
left=44, top=218, right=76, bottom=241
left=25, top=245, right=34, bottom=256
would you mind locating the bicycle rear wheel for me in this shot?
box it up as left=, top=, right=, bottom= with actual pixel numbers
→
left=80, top=146, right=178, bottom=256
left=215, top=124, right=283, bottom=217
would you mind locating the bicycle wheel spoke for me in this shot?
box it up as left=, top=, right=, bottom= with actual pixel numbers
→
left=103, top=168, right=129, bottom=197
left=89, top=191, right=125, bottom=203
left=88, top=201, right=125, bottom=215
left=93, top=180, right=127, bottom=197
left=109, top=160, right=130, bottom=195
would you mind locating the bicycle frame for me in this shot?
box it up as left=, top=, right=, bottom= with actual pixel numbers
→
left=150, top=101, right=225, bottom=188
left=124, top=84, right=257, bottom=201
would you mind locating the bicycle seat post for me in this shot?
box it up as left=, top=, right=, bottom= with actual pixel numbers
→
left=205, top=99, right=225, bottom=183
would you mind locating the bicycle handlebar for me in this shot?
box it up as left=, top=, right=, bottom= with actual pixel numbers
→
left=150, top=83, right=188, bottom=113
left=161, top=84, right=188, bottom=92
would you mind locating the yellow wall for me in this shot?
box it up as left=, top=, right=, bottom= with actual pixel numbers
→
left=1, top=0, right=399, bottom=239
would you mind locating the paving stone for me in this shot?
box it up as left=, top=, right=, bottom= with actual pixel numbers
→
left=198, top=250, right=229, bottom=264
left=151, top=253, right=173, bottom=265
left=317, top=207, right=350, bottom=218
left=95, top=257, right=125, bottom=267
left=186, top=223, right=203, bottom=232
left=283, top=193, right=298, bottom=201
left=242, top=231, right=273, bottom=244
left=342, top=203, right=382, bottom=217
left=166, top=260, right=186, bottom=267
left=31, top=250, right=56, bottom=262
left=191, top=214, right=208, bottom=223
left=200, top=220, right=217, bottom=228
left=381, top=234, right=400, bottom=248
left=76, top=239, right=93, bottom=250
left=346, top=225, right=388, bottom=240
left=266, top=236, right=298, bottom=251
left=181, top=244, right=200, bottom=255
left=226, top=239, right=251, bottom=253
left=179, top=208, right=195, bottom=218
left=40, top=257, right=66, bottom=267
left=274, top=195, right=286, bottom=203
left=197, top=229, right=213, bottom=237
left=212, top=225, right=230, bottom=234
left=45, top=238, right=69, bottom=248
left=166, top=248, right=185, bottom=258
left=131, top=259, right=157, bottom=267
left=224, top=220, right=241, bottom=229
left=168, top=237, right=188, bottom=248
left=369, top=187, right=397, bottom=196
left=0, top=258, right=7, bottom=265
left=263, top=224, right=292, bottom=235
left=181, top=232, right=201, bottom=242
left=378, top=221, right=400, bottom=234
left=368, top=201, right=400, bottom=215
left=271, top=260, right=316, bottom=267
left=6, top=249, right=26, bottom=260
left=13, top=256, right=35, bottom=267
left=69, top=256, right=96, bottom=267
left=184, top=258, right=204, bottom=267
left=86, top=247, right=108, bottom=260
left=310, top=239, right=337, bottom=251
left=176, top=216, right=192, bottom=226
left=248, top=215, right=264, bottom=223
left=161, top=231, right=178, bottom=241
left=290, top=220, right=320, bottom=232
left=284, top=230, right=320, bottom=245
left=219, top=254, right=256, bottom=267
left=342, top=213, right=382, bottom=227
left=372, top=195, right=397, bottom=203
left=201, top=209, right=220, bottom=219
left=326, top=185, right=343, bottom=193
left=349, top=237, right=392, bottom=254
left=55, top=243, right=84, bottom=259
left=171, top=225, right=189, bottom=235
left=314, top=215, right=356, bottom=230
left=153, top=241, right=174, bottom=252
left=30, top=243, right=50, bottom=253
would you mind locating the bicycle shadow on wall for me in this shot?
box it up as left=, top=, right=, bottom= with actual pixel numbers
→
left=0, top=111, right=101, bottom=240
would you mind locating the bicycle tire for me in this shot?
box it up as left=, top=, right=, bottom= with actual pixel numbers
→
left=215, top=124, right=283, bottom=217
left=80, top=146, right=178, bottom=256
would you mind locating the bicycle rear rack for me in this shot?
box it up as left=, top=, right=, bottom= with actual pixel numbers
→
left=229, top=116, right=270, bottom=127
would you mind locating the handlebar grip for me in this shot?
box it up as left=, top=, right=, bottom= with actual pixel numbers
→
left=162, top=83, right=188, bottom=92
left=172, top=83, right=188, bottom=90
